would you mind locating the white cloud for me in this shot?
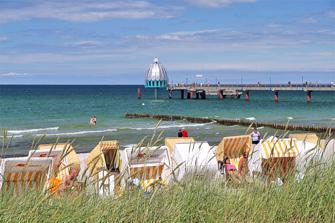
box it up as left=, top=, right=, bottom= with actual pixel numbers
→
left=187, top=0, right=256, bottom=7
left=0, top=1, right=177, bottom=23
left=73, top=40, right=100, bottom=48
left=267, top=23, right=282, bottom=28
left=327, top=11, right=335, bottom=18
left=0, top=72, right=28, bottom=77
left=136, top=29, right=221, bottom=41
left=0, top=36, right=8, bottom=41
left=301, top=17, right=318, bottom=24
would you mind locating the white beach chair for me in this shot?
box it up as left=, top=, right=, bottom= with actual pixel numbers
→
left=0, top=157, right=53, bottom=193
left=28, top=148, right=67, bottom=176
left=119, top=146, right=171, bottom=191
left=171, top=141, right=217, bottom=181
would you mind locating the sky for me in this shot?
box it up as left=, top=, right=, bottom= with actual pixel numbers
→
left=0, top=0, right=334, bottom=84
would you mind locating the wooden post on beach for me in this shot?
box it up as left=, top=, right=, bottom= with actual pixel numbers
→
left=306, top=90, right=312, bottom=103
left=137, top=88, right=142, bottom=99
left=274, top=91, right=279, bottom=103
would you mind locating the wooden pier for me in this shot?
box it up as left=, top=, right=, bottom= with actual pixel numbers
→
left=167, top=83, right=335, bottom=102
left=125, top=113, right=334, bottom=133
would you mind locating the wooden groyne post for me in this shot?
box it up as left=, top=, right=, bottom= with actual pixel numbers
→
left=125, top=113, right=334, bottom=133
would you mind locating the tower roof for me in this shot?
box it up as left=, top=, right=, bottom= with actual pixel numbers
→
left=145, top=57, right=168, bottom=81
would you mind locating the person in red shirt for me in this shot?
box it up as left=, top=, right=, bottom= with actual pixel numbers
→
left=181, top=128, right=188, bottom=137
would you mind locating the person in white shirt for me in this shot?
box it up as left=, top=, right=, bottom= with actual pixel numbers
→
left=251, top=127, right=261, bottom=145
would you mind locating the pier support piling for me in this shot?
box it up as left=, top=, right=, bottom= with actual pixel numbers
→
left=187, top=91, right=192, bottom=99
left=181, top=90, right=185, bottom=99
left=168, top=90, right=172, bottom=99
left=306, top=90, right=312, bottom=103
left=274, top=91, right=279, bottom=103
left=196, top=92, right=200, bottom=99
left=154, top=88, right=158, bottom=100
left=217, top=90, right=224, bottom=100
left=137, top=87, right=142, bottom=99
left=244, top=91, right=250, bottom=101
left=201, top=90, right=206, bottom=99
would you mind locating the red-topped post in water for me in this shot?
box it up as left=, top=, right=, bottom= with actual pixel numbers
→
left=244, top=90, right=250, bottom=101
left=274, top=90, right=279, bottom=103
left=217, top=90, right=224, bottom=100
left=306, top=90, right=312, bottom=103
left=137, top=87, right=142, bottom=99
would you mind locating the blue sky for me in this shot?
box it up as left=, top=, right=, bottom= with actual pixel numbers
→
left=0, top=0, right=334, bottom=84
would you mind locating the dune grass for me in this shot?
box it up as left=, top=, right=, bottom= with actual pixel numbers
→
left=0, top=163, right=335, bottom=223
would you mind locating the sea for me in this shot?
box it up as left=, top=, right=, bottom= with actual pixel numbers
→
left=0, top=85, right=334, bottom=156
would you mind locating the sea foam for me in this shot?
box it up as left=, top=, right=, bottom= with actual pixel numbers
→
left=8, top=127, right=59, bottom=134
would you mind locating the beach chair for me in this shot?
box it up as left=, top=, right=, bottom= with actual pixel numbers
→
left=248, top=138, right=300, bottom=181
left=171, top=141, right=217, bottom=181
left=165, top=137, right=195, bottom=154
left=38, top=143, right=80, bottom=173
left=216, top=135, right=252, bottom=173
left=119, top=146, right=171, bottom=191
left=86, top=140, right=121, bottom=196
left=0, top=157, right=53, bottom=193
left=28, top=148, right=68, bottom=179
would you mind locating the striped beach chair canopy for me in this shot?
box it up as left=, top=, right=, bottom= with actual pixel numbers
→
left=165, top=137, right=195, bottom=154
left=260, top=138, right=300, bottom=159
left=85, top=141, right=121, bottom=196
left=86, top=140, right=120, bottom=176
left=38, top=143, right=80, bottom=173
left=216, top=135, right=252, bottom=160
left=28, top=148, right=63, bottom=170
left=0, top=157, right=53, bottom=192
left=28, top=148, right=69, bottom=181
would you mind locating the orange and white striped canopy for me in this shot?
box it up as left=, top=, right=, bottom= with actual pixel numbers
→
left=216, top=135, right=252, bottom=160
left=260, top=138, right=299, bottom=159
left=129, top=163, right=164, bottom=181
left=98, top=140, right=119, bottom=151
left=0, top=157, right=52, bottom=192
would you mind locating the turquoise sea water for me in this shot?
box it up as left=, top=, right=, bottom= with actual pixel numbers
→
left=0, top=85, right=334, bottom=156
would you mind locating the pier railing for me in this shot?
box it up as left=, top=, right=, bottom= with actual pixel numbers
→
left=168, top=83, right=334, bottom=91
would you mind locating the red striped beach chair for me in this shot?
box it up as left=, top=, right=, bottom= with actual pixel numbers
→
left=0, top=157, right=53, bottom=193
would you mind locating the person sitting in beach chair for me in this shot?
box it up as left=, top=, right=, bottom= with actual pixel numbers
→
left=238, top=152, right=249, bottom=179
left=218, top=160, right=224, bottom=174
left=61, top=168, right=80, bottom=192
left=223, top=157, right=240, bottom=183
